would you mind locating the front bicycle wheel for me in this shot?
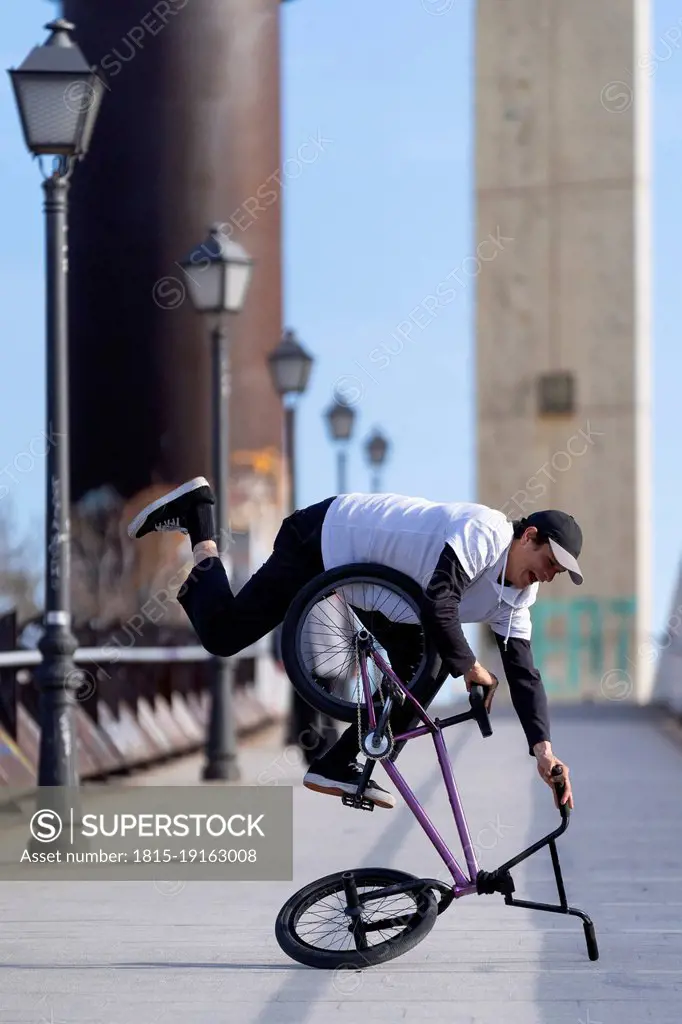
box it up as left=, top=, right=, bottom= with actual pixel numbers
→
left=280, top=563, right=438, bottom=723
left=275, top=867, right=438, bottom=969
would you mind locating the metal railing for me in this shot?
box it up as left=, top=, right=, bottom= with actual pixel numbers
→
left=0, top=636, right=272, bottom=784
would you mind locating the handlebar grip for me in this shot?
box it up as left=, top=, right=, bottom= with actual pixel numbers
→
left=469, top=684, right=493, bottom=738
left=551, top=764, right=570, bottom=818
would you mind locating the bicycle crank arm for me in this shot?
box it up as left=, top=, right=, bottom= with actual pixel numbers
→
left=362, top=701, right=394, bottom=759
left=374, top=696, right=393, bottom=739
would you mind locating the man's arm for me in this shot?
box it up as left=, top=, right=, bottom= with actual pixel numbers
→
left=421, top=543, right=477, bottom=678
left=491, top=631, right=550, bottom=756
left=491, top=630, right=573, bottom=808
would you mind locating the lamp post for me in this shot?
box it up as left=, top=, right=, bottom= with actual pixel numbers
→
left=8, top=19, right=104, bottom=796
left=325, top=398, right=356, bottom=493
left=365, top=428, right=390, bottom=493
left=267, top=328, right=314, bottom=514
left=180, top=224, right=254, bottom=782
left=268, top=329, right=336, bottom=762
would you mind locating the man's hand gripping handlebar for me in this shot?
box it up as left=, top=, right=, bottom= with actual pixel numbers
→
left=464, top=661, right=498, bottom=738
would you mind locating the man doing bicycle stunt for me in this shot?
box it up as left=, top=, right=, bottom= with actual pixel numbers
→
left=128, top=479, right=583, bottom=812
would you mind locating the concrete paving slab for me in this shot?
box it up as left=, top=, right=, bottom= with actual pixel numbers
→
left=0, top=706, right=680, bottom=1024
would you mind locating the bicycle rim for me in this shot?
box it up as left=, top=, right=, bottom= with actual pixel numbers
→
left=293, top=573, right=430, bottom=718
left=276, top=868, right=437, bottom=969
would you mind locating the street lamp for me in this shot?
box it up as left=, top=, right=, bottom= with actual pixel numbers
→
left=365, top=428, right=390, bottom=492
left=180, top=224, right=254, bottom=781
left=267, top=328, right=313, bottom=513
left=325, top=398, right=356, bottom=493
left=268, top=329, right=336, bottom=763
left=8, top=19, right=104, bottom=795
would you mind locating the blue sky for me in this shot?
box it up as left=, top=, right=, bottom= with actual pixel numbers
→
left=1, top=0, right=681, bottom=639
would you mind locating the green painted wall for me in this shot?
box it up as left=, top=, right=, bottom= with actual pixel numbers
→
left=530, top=597, right=636, bottom=698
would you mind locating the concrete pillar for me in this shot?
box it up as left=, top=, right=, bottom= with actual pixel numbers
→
left=475, top=0, right=651, bottom=701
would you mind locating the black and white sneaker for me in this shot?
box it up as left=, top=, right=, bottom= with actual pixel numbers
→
left=127, top=477, right=215, bottom=539
left=303, top=759, right=396, bottom=809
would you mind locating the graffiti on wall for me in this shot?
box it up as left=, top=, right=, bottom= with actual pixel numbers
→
left=530, top=596, right=636, bottom=697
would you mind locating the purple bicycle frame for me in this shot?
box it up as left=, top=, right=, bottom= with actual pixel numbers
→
left=359, top=646, right=479, bottom=897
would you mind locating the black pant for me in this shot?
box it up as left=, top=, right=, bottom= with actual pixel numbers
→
left=177, top=496, right=448, bottom=765
left=177, top=497, right=337, bottom=656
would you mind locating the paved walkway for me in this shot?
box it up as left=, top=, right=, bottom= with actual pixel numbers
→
left=1, top=705, right=681, bottom=1024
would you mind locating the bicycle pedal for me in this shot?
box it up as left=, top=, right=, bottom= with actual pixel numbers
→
left=341, top=793, right=375, bottom=812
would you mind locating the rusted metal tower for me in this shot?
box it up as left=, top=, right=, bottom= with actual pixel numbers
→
left=62, top=0, right=284, bottom=513
left=59, top=0, right=287, bottom=622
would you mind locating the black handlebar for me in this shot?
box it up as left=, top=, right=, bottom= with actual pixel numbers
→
left=468, top=684, right=493, bottom=738
left=468, top=687, right=569, bottom=818
left=468, top=691, right=570, bottom=819
left=551, top=763, right=571, bottom=819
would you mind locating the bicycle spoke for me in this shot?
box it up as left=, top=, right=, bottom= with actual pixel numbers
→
left=288, top=570, right=431, bottom=722
left=294, top=882, right=423, bottom=953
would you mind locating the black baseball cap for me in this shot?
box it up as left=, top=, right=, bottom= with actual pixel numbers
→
left=522, top=510, right=583, bottom=585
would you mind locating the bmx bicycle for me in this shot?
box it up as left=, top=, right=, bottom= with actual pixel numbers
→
left=274, top=562, right=598, bottom=969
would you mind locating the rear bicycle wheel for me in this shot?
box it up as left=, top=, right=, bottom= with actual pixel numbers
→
left=275, top=867, right=438, bottom=969
left=280, top=563, right=438, bottom=723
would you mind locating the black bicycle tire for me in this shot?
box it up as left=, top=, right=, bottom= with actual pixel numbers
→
left=280, top=562, right=438, bottom=723
left=275, top=867, right=438, bottom=970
